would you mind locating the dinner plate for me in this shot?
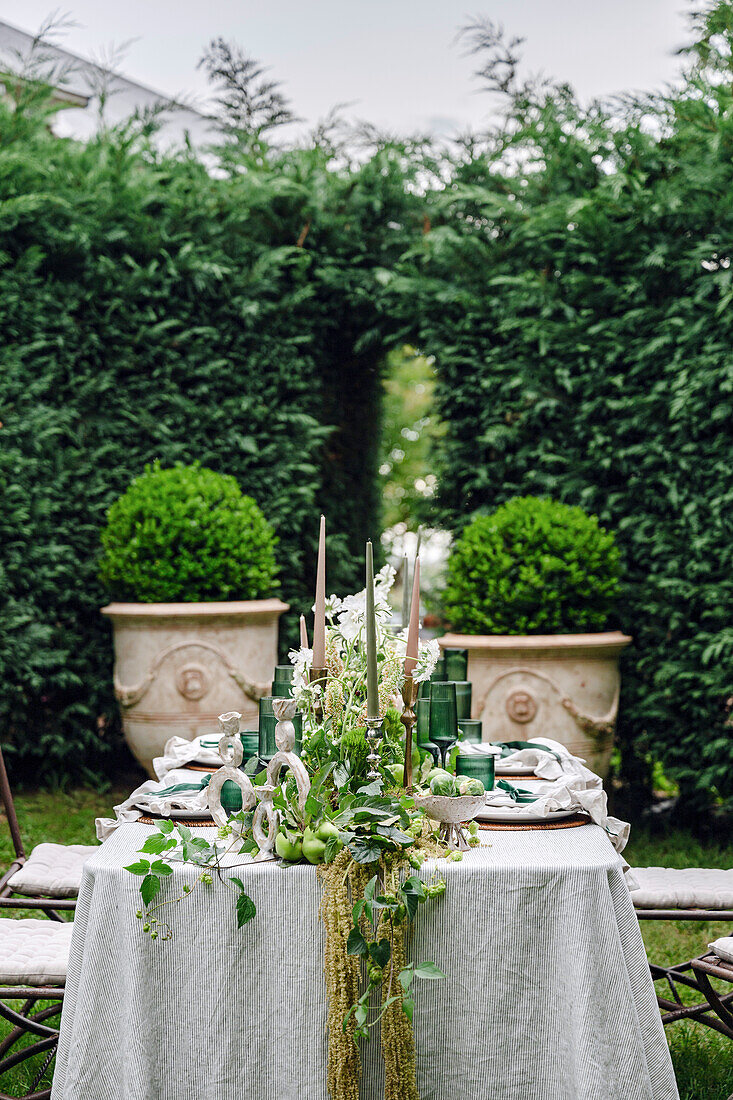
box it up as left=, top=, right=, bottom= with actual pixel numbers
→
left=494, top=762, right=537, bottom=776
left=475, top=804, right=578, bottom=824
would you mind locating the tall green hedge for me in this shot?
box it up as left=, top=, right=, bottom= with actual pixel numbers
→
left=387, top=5, right=733, bottom=807
left=0, top=101, right=419, bottom=782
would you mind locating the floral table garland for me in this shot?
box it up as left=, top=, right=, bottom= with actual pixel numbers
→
left=125, top=562, right=474, bottom=1100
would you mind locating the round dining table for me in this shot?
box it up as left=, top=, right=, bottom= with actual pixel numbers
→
left=51, top=821, right=678, bottom=1100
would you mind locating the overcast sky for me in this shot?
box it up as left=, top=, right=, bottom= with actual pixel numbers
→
left=5, top=0, right=690, bottom=135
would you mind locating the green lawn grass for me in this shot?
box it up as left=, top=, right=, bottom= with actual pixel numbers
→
left=0, top=790, right=730, bottom=1098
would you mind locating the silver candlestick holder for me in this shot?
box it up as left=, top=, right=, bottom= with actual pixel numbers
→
left=365, top=715, right=384, bottom=781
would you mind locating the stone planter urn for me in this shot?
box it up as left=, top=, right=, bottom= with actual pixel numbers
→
left=438, top=631, right=631, bottom=778
left=102, top=599, right=289, bottom=776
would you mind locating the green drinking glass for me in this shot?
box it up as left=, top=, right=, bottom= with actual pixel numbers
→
left=444, top=647, right=468, bottom=682
left=271, top=665, right=295, bottom=699
left=457, top=718, right=482, bottom=744
left=220, top=778, right=244, bottom=813
left=258, top=696, right=303, bottom=762
left=455, top=752, right=495, bottom=791
left=445, top=681, right=472, bottom=720
left=429, top=682, right=458, bottom=767
left=240, top=731, right=260, bottom=762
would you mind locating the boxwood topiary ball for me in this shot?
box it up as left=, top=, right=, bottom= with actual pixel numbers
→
left=442, top=496, right=620, bottom=635
left=98, top=461, right=278, bottom=602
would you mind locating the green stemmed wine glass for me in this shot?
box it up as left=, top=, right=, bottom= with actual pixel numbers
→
left=428, top=681, right=458, bottom=767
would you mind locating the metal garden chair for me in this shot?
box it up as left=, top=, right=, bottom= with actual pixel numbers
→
left=633, top=866, right=733, bottom=1036
left=0, top=918, right=71, bottom=1099
left=0, top=745, right=89, bottom=1097
left=0, top=745, right=95, bottom=921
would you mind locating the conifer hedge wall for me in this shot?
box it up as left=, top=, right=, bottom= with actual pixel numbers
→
left=0, top=105, right=417, bottom=782
left=387, top=28, right=733, bottom=806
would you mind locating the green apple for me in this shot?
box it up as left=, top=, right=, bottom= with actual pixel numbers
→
left=315, top=820, right=340, bottom=844
left=303, top=827, right=327, bottom=865
left=275, top=829, right=303, bottom=862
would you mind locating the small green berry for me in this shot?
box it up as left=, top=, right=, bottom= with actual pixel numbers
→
left=150, top=931, right=158, bottom=940
left=468, top=835, right=480, bottom=848
left=201, top=872, right=213, bottom=885
left=217, top=824, right=232, bottom=839
left=136, top=909, right=143, bottom=919
left=182, top=884, right=191, bottom=894
left=449, top=850, right=463, bottom=861
left=143, top=923, right=150, bottom=933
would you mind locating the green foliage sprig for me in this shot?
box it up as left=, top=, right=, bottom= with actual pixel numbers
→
left=443, top=497, right=620, bottom=635
left=99, top=462, right=278, bottom=602
left=125, top=818, right=257, bottom=940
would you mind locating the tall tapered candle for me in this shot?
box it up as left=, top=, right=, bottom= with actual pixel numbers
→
left=365, top=541, right=379, bottom=719
left=404, top=557, right=420, bottom=677
left=401, top=554, right=410, bottom=630
left=416, top=526, right=422, bottom=559
left=312, top=514, right=326, bottom=667
left=299, top=614, right=309, bottom=650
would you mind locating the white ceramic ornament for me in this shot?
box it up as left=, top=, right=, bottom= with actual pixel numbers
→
left=207, top=712, right=257, bottom=829
left=251, top=699, right=311, bottom=861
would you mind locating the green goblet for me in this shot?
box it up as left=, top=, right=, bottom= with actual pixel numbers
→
left=444, top=647, right=468, bottom=682
left=445, top=681, right=472, bottom=720
left=416, top=696, right=440, bottom=764
left=428, top=681, right=458, bottom=767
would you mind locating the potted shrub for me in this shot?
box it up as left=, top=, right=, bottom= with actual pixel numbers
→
left=99, top=462, right=288, bottom=775
left=439, top=497, right=630, bottom=777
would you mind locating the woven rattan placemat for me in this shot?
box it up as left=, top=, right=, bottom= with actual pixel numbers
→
left=186, top=763, right=218, bottom=773
left=138, top=815, right=217, bottom=827
left=138, top=813, right=591, bottom=832
left=478, top=814, right=590, bottom=832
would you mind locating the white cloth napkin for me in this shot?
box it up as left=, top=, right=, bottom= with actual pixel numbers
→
left=491, top=737, right=602, bottom=786
left=484, top=773, right=630, bottom=854
left=153, top=735, right=227, bottom=780
left=95, top=768, right=211, bottom=841
left=709, top=937, right=733, bottom=965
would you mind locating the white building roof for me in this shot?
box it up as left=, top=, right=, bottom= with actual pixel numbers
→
left=0, top=18, right=215, bottom=148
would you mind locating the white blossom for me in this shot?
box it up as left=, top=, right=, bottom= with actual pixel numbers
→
left=413, top=638, right=440, bottom=683
left=289, top=646, right=313, bottom=693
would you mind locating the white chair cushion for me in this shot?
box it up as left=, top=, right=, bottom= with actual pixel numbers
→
left=631, top=867, right=733, bottom=910
left=0, top=918, right=72, bottom=985
left=710, top=937, right=733, bottom=964
left=7, top=843, right=96, bottom=898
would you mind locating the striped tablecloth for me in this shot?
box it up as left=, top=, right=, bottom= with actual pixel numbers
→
left=51, top=822, right=678, bottom=1100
